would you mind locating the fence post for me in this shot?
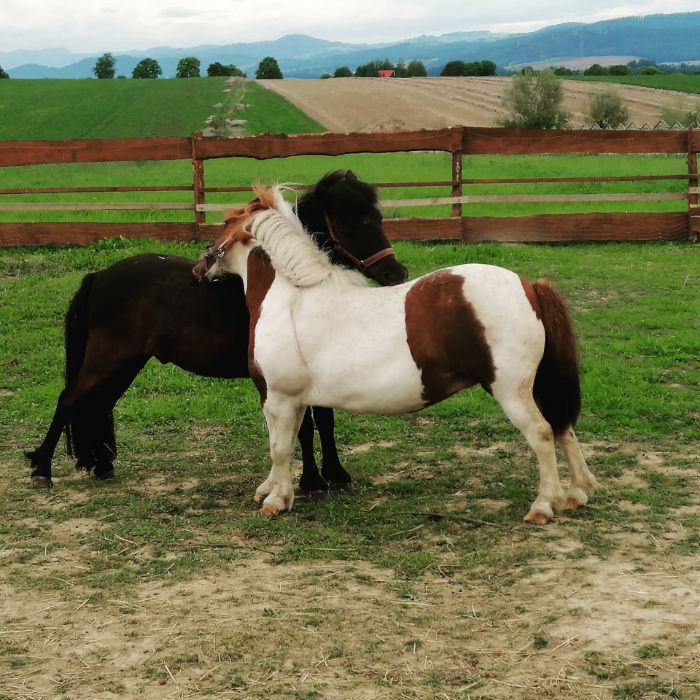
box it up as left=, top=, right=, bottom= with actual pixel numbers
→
left=688, top=127, right=698, bottom=242
left=192, top=132, right=206, bottom=241
left=450, top=126, right=463, bottom=232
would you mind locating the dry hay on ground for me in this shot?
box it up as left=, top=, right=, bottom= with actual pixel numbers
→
left=260, top=76, right=698, bottom=131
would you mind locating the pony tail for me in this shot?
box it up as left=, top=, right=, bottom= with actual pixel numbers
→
left=63, top=273, right=117, bottom=463
left=531, top=280, right=581, bottom=436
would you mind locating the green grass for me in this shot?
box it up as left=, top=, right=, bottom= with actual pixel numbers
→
left=0, top=78, right=322, bottom=140
left=572, top=73, right=700, bottom=95
left=1, top=241, right=698, bottom=567
left=0, top=151, right=688, bottom=224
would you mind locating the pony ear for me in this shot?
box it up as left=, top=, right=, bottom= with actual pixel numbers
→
left=345, top=170, right=357, bottom=182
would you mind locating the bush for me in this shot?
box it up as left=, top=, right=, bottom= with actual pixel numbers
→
left=333, top=66, right=353, bottom=78
left=588, top=89, right=629, bottom=128
left=500, top=69, right=569, bottom=129
left=552, top=66, right=575, bottom=76
left=176, top=57, right=201, bottom=78
left=92, top=53, right=116, bottom=79
left=132, top=58, right=162, bottom=80
left=0, top=66, right=9, bottom=79
left=661, top=103, right=700, bottom=127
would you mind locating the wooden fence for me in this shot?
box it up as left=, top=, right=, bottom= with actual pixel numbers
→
left=0, top=126, right=698, bottom=247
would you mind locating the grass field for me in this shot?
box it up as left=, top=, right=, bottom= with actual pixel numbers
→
left=0, top=79, right=322, bottom=140
left=0, top=151, right=688, bottom=223
left=573, top=73, right=700, bottom=95
left=1, top=239, right=698, bottom=698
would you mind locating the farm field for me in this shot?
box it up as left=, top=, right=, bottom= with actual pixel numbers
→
left=1, top=239, right=698, bottom=698
left=260, top=76, right=699, bottom=131
left=0, top=79, right=322, bottom=140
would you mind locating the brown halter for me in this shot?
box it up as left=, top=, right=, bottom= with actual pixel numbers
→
left=323, top=212, right=396, bottom=270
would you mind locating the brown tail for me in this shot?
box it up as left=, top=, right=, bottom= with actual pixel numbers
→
left=531, top=280, right=581, bottom=436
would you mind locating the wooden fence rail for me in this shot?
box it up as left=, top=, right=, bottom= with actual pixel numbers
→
left=0, top=126, right=698, bottom=247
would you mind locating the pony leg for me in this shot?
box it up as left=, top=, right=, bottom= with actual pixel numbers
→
left=493, top=387, right=567, bottom=525
left=312, top=406, right=352, bottom=489
left=255, top=398, right=306, bottom=515
left=556, top=428, right=600, bottom=509
left=297, top=407, right=328, bottom=493
left=25, top=388, right=74, bottom=488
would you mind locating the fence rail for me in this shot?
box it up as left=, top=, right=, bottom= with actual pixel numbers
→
left=0, top=126, right=698, bottom=247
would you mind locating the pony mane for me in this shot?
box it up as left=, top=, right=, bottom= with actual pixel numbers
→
left=249, top=185, right=366, bottom=288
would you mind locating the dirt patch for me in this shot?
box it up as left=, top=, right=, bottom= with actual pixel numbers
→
left=260, top=76, right=698, bottom=131
left=3, top=546, right=698, bottom=699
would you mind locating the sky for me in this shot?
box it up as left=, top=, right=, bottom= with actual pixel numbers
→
left=0, top=0, right=698, bottom=55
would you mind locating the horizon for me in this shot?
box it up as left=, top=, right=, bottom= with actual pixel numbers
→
left=1, top=2, right=698, bottom=57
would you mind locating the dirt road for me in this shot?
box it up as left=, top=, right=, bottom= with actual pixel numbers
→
left=261, top=76, right=697, bottom=131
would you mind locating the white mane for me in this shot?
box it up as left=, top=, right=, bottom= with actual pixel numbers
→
left=249, top=187, right=367, bottom=288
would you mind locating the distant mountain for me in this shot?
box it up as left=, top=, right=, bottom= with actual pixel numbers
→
left=4, top=12, right=700, bottom=79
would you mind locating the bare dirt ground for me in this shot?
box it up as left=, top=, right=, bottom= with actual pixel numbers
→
left=260, top=76, right=698, bottom=131
left=2, top=442, right=699, bottom=699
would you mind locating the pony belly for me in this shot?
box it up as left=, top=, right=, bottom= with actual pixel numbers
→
left=303, top=356, right=426, bottom=415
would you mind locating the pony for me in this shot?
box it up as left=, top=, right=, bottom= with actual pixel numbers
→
left=200, top=185, right=599, bottom=525
left=26, top=171, right=408, bottom=489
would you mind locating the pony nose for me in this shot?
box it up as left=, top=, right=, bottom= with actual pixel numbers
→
left=192, top=258, right=208, bottom=281
left=372, top=260, right=409, bottom=286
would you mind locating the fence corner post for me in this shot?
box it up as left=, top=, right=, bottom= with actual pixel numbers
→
left=192, top=132, right=205, bottom=241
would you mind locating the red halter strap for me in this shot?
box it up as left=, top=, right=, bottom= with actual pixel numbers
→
left=323, top=212, right=395, bottom=270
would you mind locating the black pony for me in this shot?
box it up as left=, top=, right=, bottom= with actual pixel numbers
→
left=26, top=171, right=408, bottom=489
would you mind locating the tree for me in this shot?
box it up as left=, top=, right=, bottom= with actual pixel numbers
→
left=500, top=69, right=569, bottom=129
left=176, top=57, right=201, bottom=78
left=588, top=89, right=629, bottom=129
left=256, top=56, right=283, bottom=79
left=132, top=58, right=162, bottom=79
left=333, top=66, right=353, bottom=78
left=552, top=66, right=575, bottom=76
left=441, top=60, right=467, bottom=77
left=608, top=64, right=629, bottom=76
left=0, top=66, right=9, bottom=79
left=92, top=53, right=116, bottom=79
left=207, top=62, right=245, bottom=77
left=584, top=63, right=606, bottom=76
left=355, top=59, right=393, bottom=77
left=405, top=60, right=427, bottom=77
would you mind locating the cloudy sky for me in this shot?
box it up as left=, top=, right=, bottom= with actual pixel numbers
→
left=0, top=0, right=697, bottom=54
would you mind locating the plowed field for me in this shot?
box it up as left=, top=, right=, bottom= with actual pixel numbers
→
left=260, top=76, right=697, bottom=131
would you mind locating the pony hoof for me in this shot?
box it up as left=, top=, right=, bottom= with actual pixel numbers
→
left=565, top=487, right=588, bottom=509
left=523, top=509, right=554, bottom=525
left=31, top=476, right=53, bottom=489
left=298, top=476, right=329, bottom=494
left=328, top=480, right=353, bottom=492
left=93, top=469, right=115, bottom=481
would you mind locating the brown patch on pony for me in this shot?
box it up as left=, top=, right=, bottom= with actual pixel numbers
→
left=520, top=276, right=542, bottom=320
left=530, top=279, right=581, bottom=436
left=405, top=270, right=495, bottom=405
left=246, top=247, right=276, bottom=404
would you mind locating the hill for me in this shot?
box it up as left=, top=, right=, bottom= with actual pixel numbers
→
left=4, top=12, right=700, bottom=79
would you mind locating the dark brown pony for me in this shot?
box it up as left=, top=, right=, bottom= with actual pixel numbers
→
left=26, top=171, right=408, bottom=489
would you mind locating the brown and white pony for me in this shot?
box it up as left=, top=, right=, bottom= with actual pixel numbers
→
left=199, top=186, right=599, bottom=524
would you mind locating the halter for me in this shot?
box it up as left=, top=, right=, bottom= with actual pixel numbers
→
left=322, top=212, right=396, bottom=270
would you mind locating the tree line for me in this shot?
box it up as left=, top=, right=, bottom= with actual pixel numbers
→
left=89, top=53, right=280, bottom=80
